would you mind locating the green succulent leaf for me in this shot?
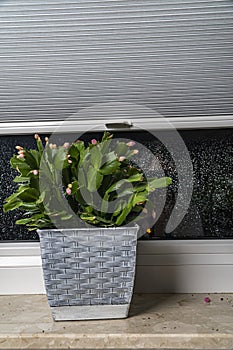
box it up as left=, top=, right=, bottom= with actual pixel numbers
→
left=18, top=188, right=40, bottom=202
left=70, top=180, right=79, bottom=194
left=16, top=218, right=34, bottom=225
left=87, top=165, right=99, bottom=192
left=80, top=214, right=96, bottom=222
left=147, top=177, right=172, bottom=191
left=77, top=167, right=87, bottom=188
left=69, top=141, right=84, bottom=161
left=78, top=187, right=93, bottom=207
left=114, top=142, right=128, bottom=157
left=102, top=151, right=116, bottom=164
left=90, top=146, right=102, bottom=169
left=115, top=198, right=133, bottom=226
left=53, top=147, right=68, bottom=170
left=10, top=156, right=31, bottom=175
left=132, top=193, right=148, bottom=206
left=3, top=199, right=22, bottom=212
left=101, top=131, right=112, bottom=142
left=20, top=202, right=39, bottom=210
left=13, top=176, right=30, bottom=183
left=24, top=150, right=39, bottom=169
left=112, top=200, right=126, bottom=217
left=36, top=138, right=44, bottom=155
left=106, top=173, right=143, bottom=195
left=99, top=159, right=120, bottom=175
left=75, top=189, right=86, bottom=206
left=29, top=150, right=41, bottom=167
left=116, top=187, right=134, bottom=198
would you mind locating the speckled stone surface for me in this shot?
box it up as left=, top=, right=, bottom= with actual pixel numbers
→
left=1, top=293, right=233, bottom=349
left=0, top=134, right=41, bottom=240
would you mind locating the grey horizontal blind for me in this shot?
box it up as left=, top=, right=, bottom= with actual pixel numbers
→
left=0, top=0, right=233, bottom=124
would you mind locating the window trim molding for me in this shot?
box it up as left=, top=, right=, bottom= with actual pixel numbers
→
left=1, top=240, right=233, bottom=294
left=0, top=115, right=233, bottom=135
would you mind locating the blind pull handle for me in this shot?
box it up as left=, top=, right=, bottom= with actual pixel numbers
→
left=105, top=121, right=133, bottom=129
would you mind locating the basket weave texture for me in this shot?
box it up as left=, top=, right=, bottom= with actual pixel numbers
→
left=38, top=226, right=138, bottom=307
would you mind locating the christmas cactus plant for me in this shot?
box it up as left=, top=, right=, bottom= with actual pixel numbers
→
left=4, top=132, right=171, bottom=230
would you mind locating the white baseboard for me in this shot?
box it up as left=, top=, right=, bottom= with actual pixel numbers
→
left=1, top=240, right=233, bottom=294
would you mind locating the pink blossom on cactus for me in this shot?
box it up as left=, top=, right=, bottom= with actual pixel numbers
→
left=17, top=152, right=25, bottom=159
left=63, top=142, right=70, bottom=149
left=126, top=141, right=136, bottom=147
left=91, top=139, right=97, bottom=145
left=32, top=170, right=38, bottom=176
left=66, top=187, right=72, bottom=195
left=49, top=143, right=57, bottom=149
left=132, top=149, right=139, bottom=155
left=34, top=134, right=41, bottom=141
left=118, top=156, right=126, bottom=162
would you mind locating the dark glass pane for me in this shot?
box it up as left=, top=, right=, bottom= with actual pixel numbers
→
left=0, top=129, right=232, bottom=240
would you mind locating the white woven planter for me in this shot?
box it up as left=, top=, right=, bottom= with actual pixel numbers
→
left=38, top=225, right=139, bottom=321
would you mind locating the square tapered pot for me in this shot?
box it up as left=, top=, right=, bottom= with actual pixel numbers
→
left=38, top=225, right=139, bottom=321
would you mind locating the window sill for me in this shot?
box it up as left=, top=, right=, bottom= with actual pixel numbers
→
left=1, top=293, right=233, bottom=349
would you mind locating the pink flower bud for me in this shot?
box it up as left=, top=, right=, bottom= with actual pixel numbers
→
left=68, top=159, right=72, bottom=164
left=118, top=156, right=126, bottom=162
left=66, top=187, right=72, bottom=195
left=63, top=142, right=70, bottom=149
left=32, top=170, right=38, bottom=176
left=91, top=139, right=97, bottom=145
left=132, top=149, right=139, bottom=155
left=15, top=146, right=23, bottom=150
left=17, top=153, right=25, bottom=159
left=34, top=134, right=41, bottom=141
left=45, top=137, right=49, bottom=143
left=49, top=143, right=57, bottom=149
left=126, top=141, right=136, bottom=147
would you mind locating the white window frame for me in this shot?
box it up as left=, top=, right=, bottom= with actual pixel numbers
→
left=1, top=240, right=233, bottom=294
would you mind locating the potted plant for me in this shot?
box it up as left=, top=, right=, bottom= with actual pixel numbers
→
left=4, top=132, right=171, bottom=320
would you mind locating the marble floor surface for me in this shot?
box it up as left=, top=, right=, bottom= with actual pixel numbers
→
left=0, top=293, right=233, bottom=349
